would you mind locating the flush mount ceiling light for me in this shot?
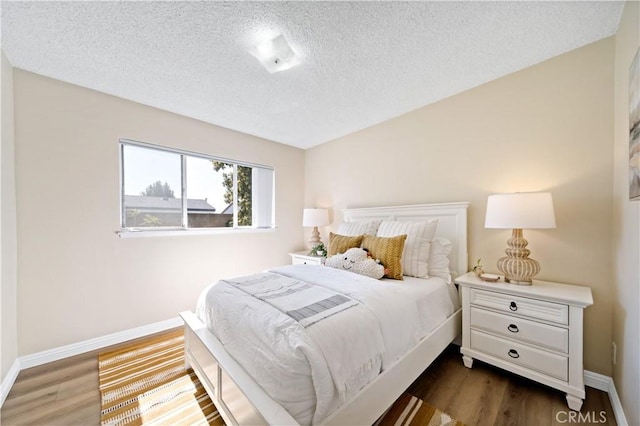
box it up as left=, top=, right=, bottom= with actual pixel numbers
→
left=249, top=34, right=297, bottom=73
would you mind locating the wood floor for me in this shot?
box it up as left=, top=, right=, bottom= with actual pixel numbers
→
left=408, top=345, right=616, bottom=426
left=1, top=331, right=616, bottom=426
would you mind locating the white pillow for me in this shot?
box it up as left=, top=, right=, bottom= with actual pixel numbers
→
left=336, top=220, right=381, bottom=236
left=428, top=238, right=452, bottom=283
left=376, top=219, right=438, bottom=278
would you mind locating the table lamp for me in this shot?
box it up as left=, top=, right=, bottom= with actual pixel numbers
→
left=303, top=208, right=329, bottom=249
left=484, top=192, right=556, bottom=285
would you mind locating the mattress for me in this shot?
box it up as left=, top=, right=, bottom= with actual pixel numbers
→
left=196, top=264, right=459, bottom=425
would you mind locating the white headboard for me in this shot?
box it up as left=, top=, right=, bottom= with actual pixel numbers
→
left=342, top=202, right=469, bottom=278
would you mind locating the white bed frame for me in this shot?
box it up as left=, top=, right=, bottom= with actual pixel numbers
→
left=180, top=202, right=469, bottom=426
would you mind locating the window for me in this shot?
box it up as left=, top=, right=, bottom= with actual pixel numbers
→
left=120, top=140, right=274, bottom=233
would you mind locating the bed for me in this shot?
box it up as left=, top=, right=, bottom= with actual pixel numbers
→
left=180, top=202, right=469, bottom=425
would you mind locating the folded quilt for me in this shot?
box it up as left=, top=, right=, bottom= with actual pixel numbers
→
left=222, top=272, right=359, bottom=328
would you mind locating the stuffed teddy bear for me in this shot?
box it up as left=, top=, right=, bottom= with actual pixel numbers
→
left=325, top=247, right=386, bottom=279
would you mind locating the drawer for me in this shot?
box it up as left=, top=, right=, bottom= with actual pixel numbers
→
left=471, top=329, right=568, bottom=381
left=471, top=307, right=568, bottom=353
left=470, top=288, right=568, bottom=325
left=185, top=327, right=219, bottom=398
left=220, top=369, right=267, bottom=425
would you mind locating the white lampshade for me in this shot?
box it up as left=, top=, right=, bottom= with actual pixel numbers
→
left=485, top=192, right=556, bottom=229
left=302, top=208, right=329, bottom=227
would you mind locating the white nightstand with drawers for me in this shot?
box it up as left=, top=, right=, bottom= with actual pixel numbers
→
left=289, top=251, right=325, bottom=266
left=454, top=272, right=593, bottom=411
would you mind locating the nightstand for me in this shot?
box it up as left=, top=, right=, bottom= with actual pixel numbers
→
left=455, top=271, right=593, bottom=411
left=289, top=251, right=325, bottom=265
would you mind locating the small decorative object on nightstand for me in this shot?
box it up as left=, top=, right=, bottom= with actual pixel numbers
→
left=309, top=242, right=327, bottom=257
left=473, top=258, right=484, bottom=277
left=455, top=271, right=593, bottom=411
left=289, top=251, right=325, bottom=266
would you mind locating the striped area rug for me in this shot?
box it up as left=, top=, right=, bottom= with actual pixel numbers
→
left=98, top=328, right=461, bottom=426
left=98, top=329, right=224, bottom=426
left=376, top=393, right=464, bottom=426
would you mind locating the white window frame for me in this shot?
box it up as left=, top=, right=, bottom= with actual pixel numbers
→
left=118, top=139, right=275, bottom=238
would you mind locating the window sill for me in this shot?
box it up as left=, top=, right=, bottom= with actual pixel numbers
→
left=117, top=227, right=276, bottom=238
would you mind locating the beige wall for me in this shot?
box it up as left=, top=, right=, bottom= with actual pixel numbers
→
left=13, top=71, right=305, bottom=355
left=306, top=38, right=615, bottom=375
left=1, top=50, right=18, bottom=381
left=612, top=2, right=640, bottom=425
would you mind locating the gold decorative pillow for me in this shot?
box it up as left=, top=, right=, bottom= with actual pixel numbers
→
left=361, top=234, right=407, bottom=280
left=328, top=233, right=364, bottom=257
left=376, top=219, right=438, bottom=278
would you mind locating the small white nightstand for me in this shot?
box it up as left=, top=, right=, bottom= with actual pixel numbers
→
left=455, top=271, right=593, bottom=411
left=289, top=251, right=325, bottom=266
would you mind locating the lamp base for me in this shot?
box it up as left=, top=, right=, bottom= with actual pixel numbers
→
left=503, top=277, right=535, bottom=286
left=307, top=226, right=322, bottom=249
left=496, top=228, right=540, bottom=285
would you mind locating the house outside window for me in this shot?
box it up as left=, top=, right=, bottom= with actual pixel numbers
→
left=119, top=140, right=274, bottom=234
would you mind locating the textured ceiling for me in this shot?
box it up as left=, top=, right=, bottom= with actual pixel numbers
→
left=1, top=1, right=624, bottom=149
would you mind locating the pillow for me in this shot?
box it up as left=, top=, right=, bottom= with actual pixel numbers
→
left=336, top=220, right=381, bottom=236
left=376, top=219, right=438, bottom=278
left=325, top=247, right=385, bottom=279
left=361, top=234, right=407, bottom=280
left=428, top=238, right=452, bottom=283
left=328, top=233, right=364, bottom=257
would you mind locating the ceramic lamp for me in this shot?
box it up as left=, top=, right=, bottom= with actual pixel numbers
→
left=303, top=208, right=329, bottom=249
left=485, top=192, right=556, bottom=285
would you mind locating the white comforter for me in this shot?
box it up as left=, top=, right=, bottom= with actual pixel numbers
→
left=197, top=264, right=457, bottom=425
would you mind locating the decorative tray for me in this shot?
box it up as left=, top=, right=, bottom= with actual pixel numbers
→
left=479, top=273, right=500, bottom=282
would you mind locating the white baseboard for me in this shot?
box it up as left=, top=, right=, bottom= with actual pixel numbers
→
left=585, top=370, right=628, bottom=426
left=584, top=370, right=610, bottom=392
left=0, top=358, right=21, bottom=407
left=605, top=377, right=629, bottom=426
left=19, top=317, right=183, bottom=370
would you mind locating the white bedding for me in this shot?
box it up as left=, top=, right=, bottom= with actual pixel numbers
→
left=196, top=264, right=459, bottom=425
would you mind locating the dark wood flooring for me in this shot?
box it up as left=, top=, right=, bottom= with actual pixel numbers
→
left=1, top=331, right=616, bottom=426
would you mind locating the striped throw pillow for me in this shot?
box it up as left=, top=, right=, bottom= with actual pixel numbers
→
left=376, top=219, right=438, bottom=278
left=362, top=234, right=407, bottom=280
left=336, top=220, right=381, bottom=236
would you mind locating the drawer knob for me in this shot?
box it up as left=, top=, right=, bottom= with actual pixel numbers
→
left=508, top=349, right=520, bottom=359
left=509, top=301, right=518, bottom=311
left=507, top=324, right=519, bottom=333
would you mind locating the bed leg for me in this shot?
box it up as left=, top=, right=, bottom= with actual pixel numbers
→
left=462, top=355, right=474, bottom=368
